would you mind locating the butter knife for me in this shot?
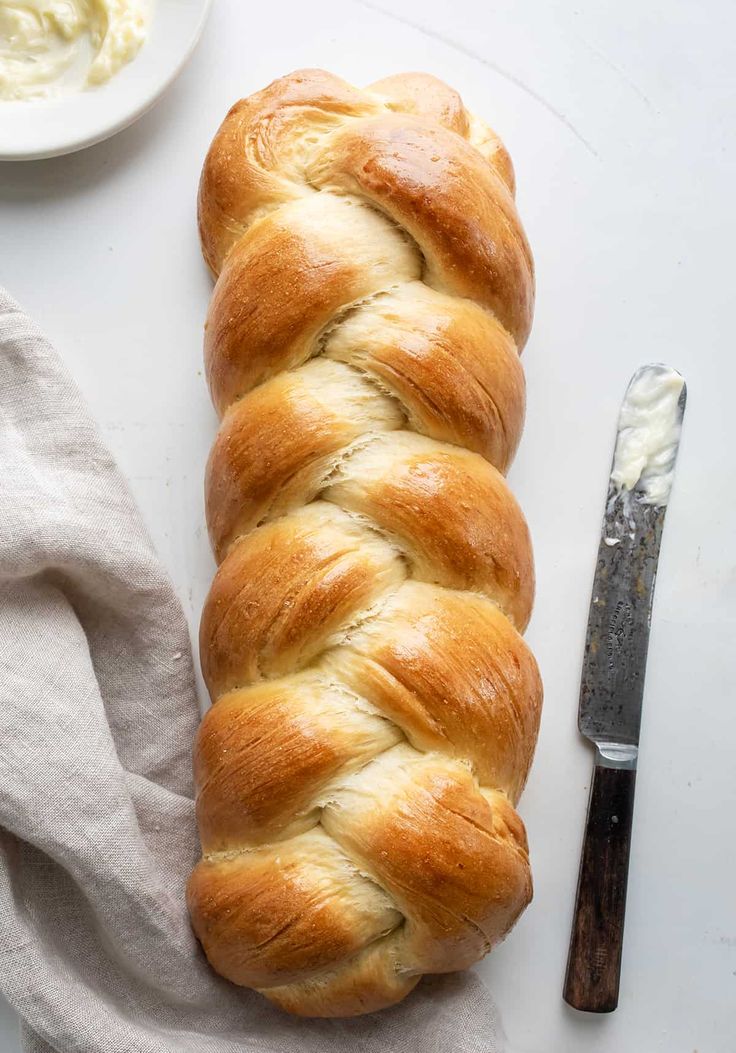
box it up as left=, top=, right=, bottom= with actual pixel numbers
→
left=563, top=364, right=687, bottom=1013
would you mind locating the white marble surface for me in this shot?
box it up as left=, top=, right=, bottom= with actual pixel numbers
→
left=1, top=0, right=735, bottom=1049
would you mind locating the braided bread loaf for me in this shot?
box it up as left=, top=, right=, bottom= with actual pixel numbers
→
left=187, top=69, right=542, bottom=1018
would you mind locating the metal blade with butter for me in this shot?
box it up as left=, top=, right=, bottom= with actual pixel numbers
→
left=563, top=363, right=686, bottom=1014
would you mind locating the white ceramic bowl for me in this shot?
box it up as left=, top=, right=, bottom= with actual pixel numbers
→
left=0, top=0, right=213, bottom=161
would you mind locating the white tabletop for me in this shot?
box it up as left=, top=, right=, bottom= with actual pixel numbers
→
left=2, top=1, right=735, bottom=1050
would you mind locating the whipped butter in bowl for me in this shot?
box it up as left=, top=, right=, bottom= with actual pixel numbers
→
left=0, top=0, right=150, bottom=99
left=0, top=0, right=212, bottom=159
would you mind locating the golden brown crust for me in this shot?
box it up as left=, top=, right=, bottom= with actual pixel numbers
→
left=191, top=69, right=542, bottom=1018
left=321, top=747, right=532, bottom=972
left=204, top=194, right=420, bottom=415
left=323, top=433, right=535, bottom=629
left=204, top=359, right=400, bottom=560
left=187, top=828, right=402, bottom=988
left=368, top=72, right=471, bottom=137
left=324, top=283, right=525, bottom=469
left=200, top=502, right=404, bottom=697
left=198, top=69, right=378, bottom=275
left=308, top=115, right=533, bottom=347
left=367, top=72, right=516, bottom=193
left=324, top=583, right=542, bottom=802
left=262, top=935, right=419, bottom=1017
left=194, top=674, right=401, bottom=850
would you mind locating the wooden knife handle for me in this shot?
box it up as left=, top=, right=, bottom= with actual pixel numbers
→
left=563, top=763, right=637, bottom=1012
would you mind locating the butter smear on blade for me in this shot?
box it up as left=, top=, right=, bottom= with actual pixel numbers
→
left=610, top=364, right=685, bottom=507
left=0, top=0, right=149, bottom=100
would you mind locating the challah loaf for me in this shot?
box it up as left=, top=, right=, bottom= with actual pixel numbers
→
left=188, top=69, right=542, bottom=1018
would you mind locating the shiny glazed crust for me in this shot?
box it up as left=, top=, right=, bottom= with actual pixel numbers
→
left=188, top=69, right=542, bottom=1018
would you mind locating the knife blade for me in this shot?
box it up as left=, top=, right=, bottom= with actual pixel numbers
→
left=563, top=363, right=686, bottom=1013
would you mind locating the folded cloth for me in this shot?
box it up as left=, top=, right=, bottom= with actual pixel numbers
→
left=0, top=289, right=507, bottom=1053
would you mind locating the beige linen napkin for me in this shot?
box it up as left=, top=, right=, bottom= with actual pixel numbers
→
left=0, top=289, right=506, bottom=1053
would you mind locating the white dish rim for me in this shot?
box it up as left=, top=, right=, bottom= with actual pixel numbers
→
left=0, top=0, right=214, bottom=162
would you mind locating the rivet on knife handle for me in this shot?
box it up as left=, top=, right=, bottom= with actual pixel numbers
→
left=563, top=364, right=686, bottom=1013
